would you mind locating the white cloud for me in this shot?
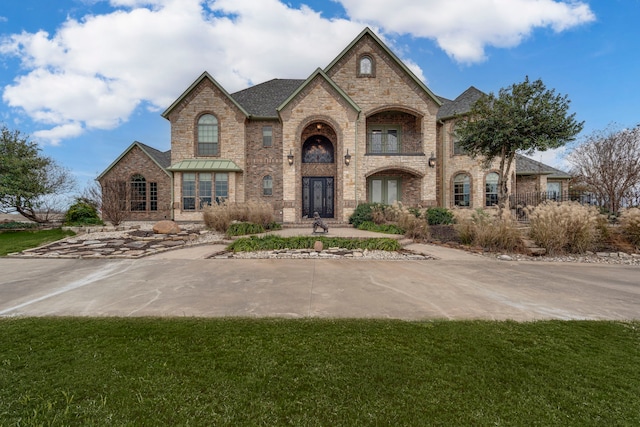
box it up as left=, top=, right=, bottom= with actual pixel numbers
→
left=337, top=0, right=595, bottom=63
left=0, top=0, right=594, bottom=145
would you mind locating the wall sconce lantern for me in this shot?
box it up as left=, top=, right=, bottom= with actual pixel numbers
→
left=344, top=149, right=351, bottom=166
left=428, top=152, right=436, bottom=168
left=287, top=149, right=294, bottom=166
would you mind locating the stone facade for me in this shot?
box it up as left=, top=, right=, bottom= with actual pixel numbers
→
left=100, top=28, right=569, bottom=224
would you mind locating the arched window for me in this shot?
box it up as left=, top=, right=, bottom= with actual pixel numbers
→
left=262, top=175, right=273, bottom=196
left=358, top=54, right=375, bottom=77
left=131, top=174, right=147, bottom=211
left=453, top=173, right=470, bottom=207
left=302, top=136, right=334, bottom=163
left=485, top=173, right=499, bottom=207
left=198, top=114, right=218, bottom=156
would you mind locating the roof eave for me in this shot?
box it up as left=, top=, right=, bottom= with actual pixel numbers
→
left=96, top=141, right=170, bottom=181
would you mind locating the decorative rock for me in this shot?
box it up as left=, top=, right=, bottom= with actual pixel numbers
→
left=313, top=240, right=323, bottom=252
left=498, top=254, right=514, bottom=261
left=153, top=220, right=181, bottom=235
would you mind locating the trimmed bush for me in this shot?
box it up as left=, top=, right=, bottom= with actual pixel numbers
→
left=425, top=207, right=454, bottom=225
left=527, top=201, right=604, bottom=254
left=349, top=203, right=384, bottom=228
left=619, top=208, right=640, bottom=247
left=64, top=201, right=104, bottom=226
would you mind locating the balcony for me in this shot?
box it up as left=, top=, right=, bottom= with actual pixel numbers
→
left=366, top=131, right=424, bottom=155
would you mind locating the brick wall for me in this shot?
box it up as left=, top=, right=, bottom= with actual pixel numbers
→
left=98, top=145, right=172, bottom=221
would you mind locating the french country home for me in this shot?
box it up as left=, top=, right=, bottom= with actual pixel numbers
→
left=97, top=28, right=570, bottom=223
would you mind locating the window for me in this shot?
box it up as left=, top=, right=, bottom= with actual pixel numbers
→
left=452, top=124, right=467, bottom=155
left=198, top=114, right=218, bottom=156
left=368, top=126, right=401, bottom=154
left=262, top=126, right=272, bottom=147
left=131, top=174, right=147, bottom=211
left=547, top=181, right=561, bottom=201
left=453, top=174, right=470, bottom=207
left=369, top=178, right=400, bottom=204
left=199, top=173, right=212, bottom=208
left=182, top=173, right=196, bottom=211
left=485, top=173, right=499, bottom=207
left=215, top=173, right=228, bottom=203
left=150, top=182, right=158, bottom=211
left=358, top=55, right=374, bottom=77
left=262, top=175, right=273, bottom=196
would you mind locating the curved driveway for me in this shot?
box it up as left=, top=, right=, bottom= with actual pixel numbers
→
left=1, top=244, right=638, bottom=320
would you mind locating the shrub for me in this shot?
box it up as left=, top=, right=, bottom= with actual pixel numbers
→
left=226, top=222, right=265, bottom=237
left=357, top=221, right=404, bottom=234
left=349, top=203, right=383, bottom=228
left=64, top=200, right=104, bottom=226
left=425, top=207, right=454, bottom=225
left=227, top=235, right=401, bottom=252
left=203, top=201, right=276, bottom=233
left=452, top=208, right=520, bottom=251
left=527, top=201, right=604, bottom=255
left=397, top=211, right=429, bottom=240
left=619, top=208, right=640, bottom=247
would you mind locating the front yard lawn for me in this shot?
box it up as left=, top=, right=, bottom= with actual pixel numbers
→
left=1, top=318, right=638, bottom=425
left=0, top=228, right=75, bottom=256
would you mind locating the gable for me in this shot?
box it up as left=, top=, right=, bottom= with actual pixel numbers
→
left=325, top=28, right=441, bottom=108
left=97, top=141, right=171, bottom=181
left=161, top=72, right=249, bottom=121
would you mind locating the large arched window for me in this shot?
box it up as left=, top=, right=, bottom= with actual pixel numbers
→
left=131, top=174, right=147, bottom=211
left=198, top=114, right=218, bottom=156
left=453, top=173, right=471, bottom=207
left=485, top=173, right=499, bottom=207
left=302, top=136, right=334, bottom=163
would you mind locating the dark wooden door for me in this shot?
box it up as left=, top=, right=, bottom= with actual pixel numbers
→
left=302, top=177, right=334, bottom=218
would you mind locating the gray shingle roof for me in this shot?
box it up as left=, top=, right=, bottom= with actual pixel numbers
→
left=137, top=141, right=171, bottom=169
left=437, top=86, right=485, bottom=120
left=515, top=154, right=571, bottom=179
left=231, top=79, right=305, bottom=118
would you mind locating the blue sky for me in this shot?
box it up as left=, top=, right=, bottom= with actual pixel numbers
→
left=0, top=0, right=637, bottom=192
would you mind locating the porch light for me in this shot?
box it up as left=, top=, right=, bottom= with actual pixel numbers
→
left=344, top=149, right=351, bottom=166
left=287, top=149, right=294, bottom=166
left=428, top=152, right=436, bottom=168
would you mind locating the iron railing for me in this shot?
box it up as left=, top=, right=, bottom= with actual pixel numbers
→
left=510, top=190, right=599, bottom=221
left=365, top=131, right=423, bottom=155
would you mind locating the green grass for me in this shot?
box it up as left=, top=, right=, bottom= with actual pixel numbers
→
left=227, top=235, right=401, bottom=252
left=0, top=228, right=75, bottom=256
left=1, top=319, right=639, bottom=425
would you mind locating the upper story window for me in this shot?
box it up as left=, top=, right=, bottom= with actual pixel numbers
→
left=358, top=54, right=375, bottom=77
left=303, top=136, right=334, bottom=163
left=368, top=126, right=401, bottom=154
left=198, top=114, right=218, bottom=156
left=451, top=124, right=468, bottom=156
left=262, top=126, right=272, bottom=147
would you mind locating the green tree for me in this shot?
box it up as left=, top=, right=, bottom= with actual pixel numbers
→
left=0, top=125, right=75, bottom=223
left=455, top=77, right=583, bottom=213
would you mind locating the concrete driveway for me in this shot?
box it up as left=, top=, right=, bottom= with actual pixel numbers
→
left=1, top=250, right=638, bottom=320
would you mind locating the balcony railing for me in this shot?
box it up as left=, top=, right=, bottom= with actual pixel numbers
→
left=366, top=131, right=424, bottom=155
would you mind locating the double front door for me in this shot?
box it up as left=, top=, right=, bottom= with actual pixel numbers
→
left=303, top=177, right=334, bottom=218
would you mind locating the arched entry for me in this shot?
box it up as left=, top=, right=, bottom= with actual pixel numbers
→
left=302, top=135, right=335, bottom=218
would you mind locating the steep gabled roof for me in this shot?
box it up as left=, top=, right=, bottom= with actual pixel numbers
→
left=231, top=79, right=305, bottom=118
left=515, top=154, right=572, bottom=179
left=437, top=86, right=485, bottom=120
left=277, top=68, right=361, bottom=114
left=324, top=27, right=442, bottom=107
left=96, top=141, right=171, bottom=181
left=161, top=71, right=250, bottom=119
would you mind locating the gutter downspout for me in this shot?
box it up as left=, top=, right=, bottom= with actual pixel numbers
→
left=438, top=119, right=445, bottom=208
left=355, top=112, right=360, bottom=206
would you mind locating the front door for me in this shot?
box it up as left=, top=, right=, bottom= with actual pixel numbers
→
left=303, top=177, right=334, bottom=218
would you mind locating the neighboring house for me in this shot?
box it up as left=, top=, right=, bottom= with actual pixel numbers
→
left=98, top=27, right=569, bottom=223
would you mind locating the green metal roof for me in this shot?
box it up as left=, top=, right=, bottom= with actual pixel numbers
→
left=167, top=159, right=242, bottom=172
